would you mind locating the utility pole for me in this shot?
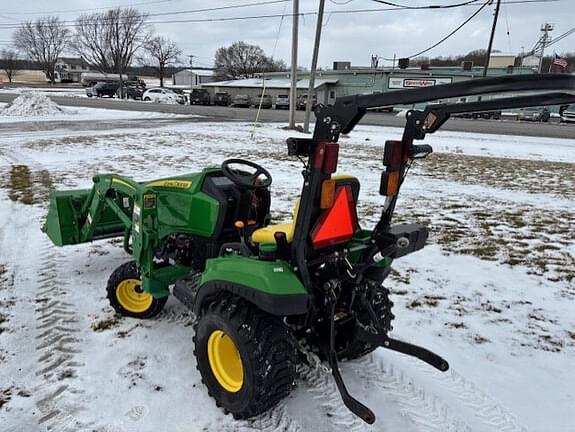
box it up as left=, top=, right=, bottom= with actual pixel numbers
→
left=289, top=0, right=299, bottom=129
left=188, top=54, right=195, bottom=94
left=537, top=23, right=553, bottom=73
left=303, top=0, right=325, bottom=134
left=483, top=0, right=501, bottom=77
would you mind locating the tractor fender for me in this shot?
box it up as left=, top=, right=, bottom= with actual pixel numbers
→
left=195, top=256, right=308, bottom=316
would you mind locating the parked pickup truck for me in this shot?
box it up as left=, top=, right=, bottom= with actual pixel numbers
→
left=190, top=89, right=210, bottom=105
left=232, top=94, right=252, bottom=107
left=214, top=92, right=231, bottom=106
left=560, top=103, right=575, bottom=123
left=275, top=94, right=289, bottom=109
left=86, top=82, right=120, bottom=98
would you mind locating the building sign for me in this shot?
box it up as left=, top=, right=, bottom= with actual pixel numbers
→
left=389, top=77, right=453, bottom=89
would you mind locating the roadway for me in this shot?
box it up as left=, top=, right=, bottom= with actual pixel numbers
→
left=1, top=92, right=574, bottom=139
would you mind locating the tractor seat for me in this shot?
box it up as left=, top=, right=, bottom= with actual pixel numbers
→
left=252, top=200, right=300, bottom=244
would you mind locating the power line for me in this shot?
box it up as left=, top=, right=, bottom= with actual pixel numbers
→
left=328, top=0, right=354, bottom=5
left=545, top=25, right=575, bottom=47
left=118, top=0, right=291, bottom=20
left=371, top=0, right=560, bottom=7
left=502, top=1, right=513, bottom=53
left=0, top=0, right=182, bottom=16
left=0, top=0, right=563, bottom=30
left=377, top=0, right=493, bottom=60
left=371, top=0, right=482, bottom=9
left=0, top=0, right=290, bottom=28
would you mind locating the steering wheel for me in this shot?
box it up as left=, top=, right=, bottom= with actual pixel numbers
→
left=221, top=158, right=272, bottom=189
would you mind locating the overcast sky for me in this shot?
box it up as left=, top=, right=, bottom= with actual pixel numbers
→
left=0, top=0, right=573, bottom=69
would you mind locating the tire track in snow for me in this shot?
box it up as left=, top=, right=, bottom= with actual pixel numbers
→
left=411, top=360, right=528, bottom=432
left=155, top=305, right=195, bottom=327
left=349, top=354, right=526, bottom=432
left=348, top=355, right=472, bottom=432
left=33, top=240, right=87, bottom=430
left=294, top=363, right=374, bottom=432
left=227, top=405, right=303, bottom=432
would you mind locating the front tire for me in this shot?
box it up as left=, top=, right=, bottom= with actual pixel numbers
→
left=106, top=261, right=167, bottom=318
left=194, top=293, right=297, bottom=419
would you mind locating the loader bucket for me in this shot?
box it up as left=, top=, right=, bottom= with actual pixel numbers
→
left=44, top=188, right=128, bottom=246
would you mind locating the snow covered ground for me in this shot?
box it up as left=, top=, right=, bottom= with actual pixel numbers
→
left=0, top=87, right=87, bottom=98
left=0, top=109, right=574, bottom=432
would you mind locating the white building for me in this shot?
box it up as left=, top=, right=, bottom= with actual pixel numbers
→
left=55, top=57, right=92, bottom=83
left=201, top=77, right=339, bottom=105
left=172, top=69, right=214, bottom=87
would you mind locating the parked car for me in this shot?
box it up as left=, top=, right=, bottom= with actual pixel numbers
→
left=117, top=85, right=145, bottom=100
left=275, top=94, right=290, bottom=109
left=516, top=106, right=550, bottom=122
left=560, top=103, right=575, bottom=123
left=170, top=88, right=188, bottom=104
left=214, top=92, right=231, bottom=106
left=454, top=110, right=501, bottom=120
left=254, top=94, right=273, bottom=109
left=86, top=82, right=120, bottom=98
left=190, top=88, right=210, bottom=105
left=232, top=94, right=252, bottom=107
left=296, top=94, right=318, bottom=110
left=142, top=88, right=186, bottom=104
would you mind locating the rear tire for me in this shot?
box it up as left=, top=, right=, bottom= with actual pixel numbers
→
left=194, top=293, right=297, bottom=419
left=339, top=283, right=394, bottom=361
left=106, top=261, right=167, bottom=318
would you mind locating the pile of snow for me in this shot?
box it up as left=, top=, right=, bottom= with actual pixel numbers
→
left=1, top=92, right=65, bottom=117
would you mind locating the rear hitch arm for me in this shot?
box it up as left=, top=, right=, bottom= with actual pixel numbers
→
left=355, top=326, right=449, bottom=372
left=318, top=301, right=376, bottom=424
left=359, top=295, right=449, bottom=371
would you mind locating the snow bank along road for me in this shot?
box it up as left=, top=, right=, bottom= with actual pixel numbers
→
left=0, top=113, right=574, bottom=431
left=1, top=91, right=574, bottom=140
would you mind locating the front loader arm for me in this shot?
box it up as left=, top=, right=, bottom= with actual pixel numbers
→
left=78, top=175, right=140, bottom=243
left=45, top=174, right=163, bottom=294
left=87, top=175, right=162, bottom=292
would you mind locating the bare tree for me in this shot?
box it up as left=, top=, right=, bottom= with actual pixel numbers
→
left=214, top=41, right=286, bottom=81
left=142, top=36, right=181, bottom=87
left=0, top=49, right=18, bottom=83
left=72, top=8, right=150, bottom=89
left=13, top=17, right=69, bottom=84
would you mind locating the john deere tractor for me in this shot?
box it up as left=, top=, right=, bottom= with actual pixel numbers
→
left=44, top=74, right=575, bottom=423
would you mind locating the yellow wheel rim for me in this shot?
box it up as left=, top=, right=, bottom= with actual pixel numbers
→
left=116, top=279, right=153, bottom=313
left=207, top=330, right=244, bottom=393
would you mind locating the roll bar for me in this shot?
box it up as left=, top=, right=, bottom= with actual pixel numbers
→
left=313, top=73, right=575, bottom=141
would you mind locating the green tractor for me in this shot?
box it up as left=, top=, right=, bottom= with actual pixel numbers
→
left=44, top=74, right=575, bottom=424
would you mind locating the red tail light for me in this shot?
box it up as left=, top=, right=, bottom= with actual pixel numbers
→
left=313, top=142, right=339, bottom=174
